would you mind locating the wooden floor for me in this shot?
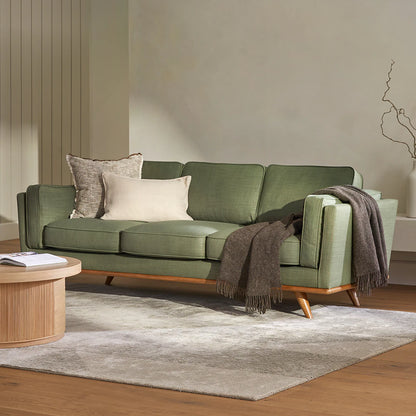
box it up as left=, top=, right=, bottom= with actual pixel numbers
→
left=0, top=239, right=415, bottom=416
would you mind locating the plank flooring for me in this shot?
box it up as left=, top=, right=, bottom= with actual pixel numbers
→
left=0, top=239, right=415, bottom=415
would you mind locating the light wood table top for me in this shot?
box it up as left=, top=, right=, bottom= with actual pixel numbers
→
left=0, top=256, right=81, bottom=283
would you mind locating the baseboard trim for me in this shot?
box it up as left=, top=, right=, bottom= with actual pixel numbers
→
left=0, top=222, right=18, bottom=241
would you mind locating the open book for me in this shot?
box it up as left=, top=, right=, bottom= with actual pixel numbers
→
left=0, top=252, right=68, bottom=267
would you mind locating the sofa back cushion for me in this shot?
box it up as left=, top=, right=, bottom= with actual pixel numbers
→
left=182, top=162, right=265, bottom=224
left=256, top=165, right=357, bottom=222
left=141, top=161, right=183, bottom=179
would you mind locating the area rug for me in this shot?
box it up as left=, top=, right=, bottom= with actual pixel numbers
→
left=1, top=284, right=416, bottom=401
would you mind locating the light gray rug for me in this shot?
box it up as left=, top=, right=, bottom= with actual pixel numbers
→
left=1, top=284, right=416, bottom=401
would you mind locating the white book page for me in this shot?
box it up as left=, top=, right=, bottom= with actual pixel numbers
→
left=0, top=252, right=67, bottom=267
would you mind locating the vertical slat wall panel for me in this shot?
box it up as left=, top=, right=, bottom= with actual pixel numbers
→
left=80, top=0, right=89, bottom=160
left=61, top=0, right=72, bottom=185
left=0, top=0, right=90, bottom=233
left=41, top=0, right=52, bottom=185
left=71, top=0, right=81, bottom=158
left=0, top=0, right=12, bottom=224
left=52, top=0, right=62, bottom=185
left=21, top=0, right=34, bottom=190
left=32, top=0, right=42, bottom=193
left=10, top=0, right=22, bottom=218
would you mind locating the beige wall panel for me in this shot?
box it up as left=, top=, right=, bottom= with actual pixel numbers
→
left=0, top=0, right=12, bottom=224
left=41, top=0, right=52, bottom=184
left=0, top=0, right=90, bottom=239
left=21, top=0, right=37, bottom=190
left=31, top=0, right=42, bottom=189
left=61, top=0, right=72, bottom=185
left=80, top=0, right=90, bottom=160
left=36, top=0, right=89, bottom=185
left=52, top=0, right=63, bottom=185
left=10, top=0, right=22, bottom=210
left=71, top=0, right=81, bottom=158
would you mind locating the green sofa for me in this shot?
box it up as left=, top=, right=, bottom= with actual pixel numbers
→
left=17, top=161, right=398, bottom=318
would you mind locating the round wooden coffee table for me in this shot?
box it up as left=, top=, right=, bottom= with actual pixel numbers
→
left=0, top=256, right=81, bottom=348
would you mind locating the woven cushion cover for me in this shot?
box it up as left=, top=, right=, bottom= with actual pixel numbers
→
left=121, top=221, right=236, bottom=259
left=182, top=162, right=265, bottom=224
left=257, top=165, right=356, bottom=222
left=66, top=153, right=143, bottom=218
left=207, top=229, right=300, bottom=265
left=141, top=161, right=183, bottom=179
left=44, top=219, right=144, bottom=253
left=101, top=173, right=193, bottom=222
left=121, top=220, right=300, bottom=264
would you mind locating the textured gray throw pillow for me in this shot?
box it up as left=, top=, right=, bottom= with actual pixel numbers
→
left=66, top=153, right=143, bottom=218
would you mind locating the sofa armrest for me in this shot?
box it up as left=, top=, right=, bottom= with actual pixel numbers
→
left=316, top=198, right=398, bottom=288
left=300, top=194, right=342, bottom=268
left=300, top=189, right=392, bottom=269
left=24, top=185, right=75, bottom=249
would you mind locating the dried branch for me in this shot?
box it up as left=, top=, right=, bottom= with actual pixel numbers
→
left=380, top=60, right=416, bottom=159
left=380, top=106, right=414, bottom=158
left=399, top=109, right=416, bottom=155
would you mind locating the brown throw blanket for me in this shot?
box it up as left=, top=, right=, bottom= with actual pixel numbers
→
left=217, top=214, right=303, bottom=314
left=217, top=185, right=387, bottom=314
left=313, top=185, right=388, bottom=294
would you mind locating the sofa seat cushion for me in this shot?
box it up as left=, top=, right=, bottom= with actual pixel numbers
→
left=207, top=228, right=301, bottom=265
left=121, top=220, right=301, bottom=264
left=44, top=218, right=144, bottom=253
left=121, top=221, right=241, bottom=259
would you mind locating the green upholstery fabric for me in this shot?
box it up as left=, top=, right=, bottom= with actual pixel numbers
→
left=301, top=189, right=383, bottom=269
left=34, top=248, right=221, bottom=279
left=121, top=220, right=240, bottom=259
left=317, top=204, right=353, bottom=288
left=352, top=171, right=363, bottom=188
left=32, top=246, right=318, bottom=286
left=26, top=185, right=76, bottom=248
left=207, top=225, right=301, bottom=265
left=141, top=161, right=183, bottom=179
left=17, top=192, right=30, bottom=251
left=281, top=266, right=318, bottom=287
left=182, top=162, right=265, bottom=224
left=256, top=165, right=357, bottom=222
left=206, top=224, right=242, bottom=260
left=44, top=219, right=144, bottom=253
left=17, top=162, right=398, bottom=292
left=316, top=197, right=398, bottom=288
left=300, top=194, right=342, bottom=268
left=362, top=189, right=382, bottom=200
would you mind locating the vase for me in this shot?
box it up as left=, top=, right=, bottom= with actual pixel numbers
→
left=406, top=159, right=416, bottom=217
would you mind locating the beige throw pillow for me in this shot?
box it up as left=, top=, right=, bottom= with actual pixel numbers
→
left=101, top=172, right=193, bottom=222
left=66, top=153, right=143, bottom=218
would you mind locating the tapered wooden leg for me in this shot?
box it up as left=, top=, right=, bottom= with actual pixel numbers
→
left=347, top=288, right=360, bottom=307
left=105, top=276, right=114, bottom=286
left=295, top=291, right=313, bottom=319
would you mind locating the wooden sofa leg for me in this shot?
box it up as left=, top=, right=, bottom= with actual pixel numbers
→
left=295, top=292, right=313, bottom=319
left=347, top=288, right=360, bottom=307
left=105, top=276, right=114, bottom=286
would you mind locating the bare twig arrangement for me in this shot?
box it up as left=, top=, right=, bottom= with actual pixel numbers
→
left=380, top=60, right=416, bottom=159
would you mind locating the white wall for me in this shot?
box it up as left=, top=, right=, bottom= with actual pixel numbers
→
left=90, top=0, right=129, bottom=159
left=129, top=0, right=416, bottom=212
